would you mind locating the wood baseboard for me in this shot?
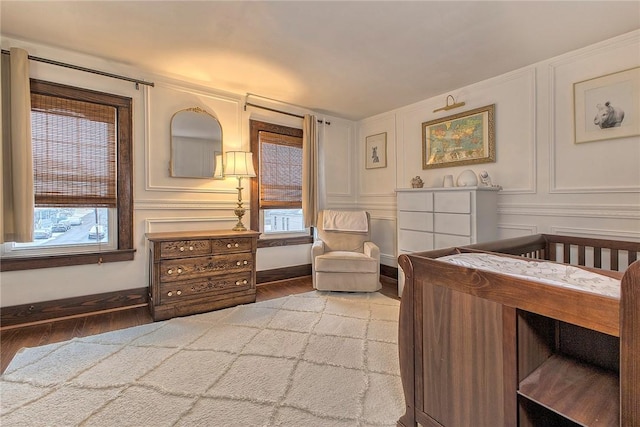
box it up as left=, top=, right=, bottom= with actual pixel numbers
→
left=1, top=287, right=148, bottom=329
left=381, top=264, right=398, bottom=280
left=257, top=264, right=312, bottom=284
left=257, top=263, right=398, bottom=285
left=1, top=263, right=397, bottom=328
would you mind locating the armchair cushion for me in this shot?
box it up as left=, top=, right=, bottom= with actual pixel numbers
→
left=315, top=251, right=378, bottom=274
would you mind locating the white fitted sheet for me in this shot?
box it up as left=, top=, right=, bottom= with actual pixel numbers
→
left=438, top=252, right=620, bottom=298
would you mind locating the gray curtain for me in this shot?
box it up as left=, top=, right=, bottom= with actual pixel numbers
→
left=1, top=47, right=34, bottom=243
left=302, top=114, right=319, bottom=228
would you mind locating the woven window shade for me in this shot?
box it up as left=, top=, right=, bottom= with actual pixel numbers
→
left=259, top=131, right=302, bottom=209
left=31, top=93, right=117, bottom=208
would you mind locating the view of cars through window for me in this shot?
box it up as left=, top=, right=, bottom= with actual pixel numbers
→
left=26, top=207, right=109, bottom=247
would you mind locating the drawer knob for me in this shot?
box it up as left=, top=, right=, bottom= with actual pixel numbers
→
left=189, top=246, right=194, bottom=251
left=167, top=291, right=173, bottom=297
left=235, top=280, right=241, bottom=286
left=234, top=243, right=239, bottom=248
left=177, top=268, right=183, bottom=274
left=167, top=269, right=173, bottom=274
left=243, top=279, right=248, bottom=285
left=179, top=246, right=185, bottom=252
left=176, top=290, right=182, bottom=296
left=227, top=243, right=232, bottom=248
left=243, top=260, right=248, bottom=265
left=236, top=261, right=241, bottom=266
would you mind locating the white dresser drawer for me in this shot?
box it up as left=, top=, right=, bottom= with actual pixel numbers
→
left=434, top=191, right=471, bottom=213
left=398, top=230, right=434, bottom=252
left=398, top=211, right=433, bottom=232
left=398, top=192, right=433, bottom=211
left=435, top=233, right=471, bottom=248
left=434, top=213, right=471, bottom=236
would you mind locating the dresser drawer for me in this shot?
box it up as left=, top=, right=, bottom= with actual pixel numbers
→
left=434, top=213, right=471, bottom=236
left=434, top=191, right=471, bottom=213
left=398, top=192, right=433, bottom=212
left=160, top=253, right=254, bottom=282
left=398, top=230, right=434, bottom=252
left=435, top=233, right=471, bottom=248
left=212, top=237, right=254, bottom=254
left=160, top=239, right=211, bottom=258
left=159, top=271, right=253, bottom=304
left=398, top=211, right=433, bottom=232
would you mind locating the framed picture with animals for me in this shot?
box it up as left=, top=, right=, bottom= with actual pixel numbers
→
left=573, top=67, right=640, bottom=144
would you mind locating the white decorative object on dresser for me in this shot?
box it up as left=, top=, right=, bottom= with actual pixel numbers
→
left=395, top=186, right=499, bottom=296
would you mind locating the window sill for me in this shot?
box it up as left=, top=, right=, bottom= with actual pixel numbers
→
left=0, top=249, right=136, bottom=272
left=257, top=235, right=313, bottom=248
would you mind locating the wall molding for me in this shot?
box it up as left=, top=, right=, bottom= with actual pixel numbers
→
left=324, top=122, right=355, bottom=198
left=497, top=223, right=539, bottom=235
left=498, top=203, right=640, bottom=219
left=550, top=226, right=640, bottom=242
left=135, top=199, right=236, bottom=210
left=393, top=67, right=537, bottom=195
left=144, top=216, right=237, bottom=234
left=144, top=80, right=243, bottom=193
left=548, top=31, right=640, bottom=194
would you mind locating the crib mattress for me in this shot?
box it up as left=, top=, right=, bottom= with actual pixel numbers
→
left=438, top=252, right=620, bottom=298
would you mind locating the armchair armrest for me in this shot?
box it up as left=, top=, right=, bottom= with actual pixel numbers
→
left=312, top=239, right=325, bottom=265
left=364, top=241, right=380, bottom=262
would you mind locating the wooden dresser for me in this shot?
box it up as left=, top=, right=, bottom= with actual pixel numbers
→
left=146, top=230, right=259, bottom=321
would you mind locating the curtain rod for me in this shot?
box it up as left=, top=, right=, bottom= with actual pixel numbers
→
left=244, top=99, right=330, bottom=125
left=1, top=49, right=154, bottom=89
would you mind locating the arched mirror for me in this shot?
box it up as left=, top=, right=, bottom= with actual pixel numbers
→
left=170, top=107, right=223, bottom=178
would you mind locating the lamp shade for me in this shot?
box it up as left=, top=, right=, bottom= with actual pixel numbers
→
left=225, top=151, right=256, bottom=177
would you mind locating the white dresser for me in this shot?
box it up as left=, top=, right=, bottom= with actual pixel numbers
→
left=395, top=186, right=499, bottom=296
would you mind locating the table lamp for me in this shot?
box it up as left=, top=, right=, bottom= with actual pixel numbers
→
left=224, top=151, right=256, bottom=231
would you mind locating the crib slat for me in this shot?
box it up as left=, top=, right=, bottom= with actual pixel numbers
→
left=578, top=245, right=586, bottom=266
left=611, top=249, right=619, bottom=271
left=629, top=251, right=637, bottom=264
left=564, top=244, right=571, bottom=264
left=548, top=243, right=556, bottom=262
left=594, top=247, right=602, bottom=268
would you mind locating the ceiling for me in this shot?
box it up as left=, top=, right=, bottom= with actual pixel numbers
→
left=2, top=1, right=639, bottom=121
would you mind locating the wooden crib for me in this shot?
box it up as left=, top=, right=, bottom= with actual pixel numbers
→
left=397, top=234, right=640, bottom=427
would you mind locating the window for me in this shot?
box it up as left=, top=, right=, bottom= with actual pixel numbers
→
left=250, top=120, right=311, bottom=242
left=1, top=80, right=134, bottom=271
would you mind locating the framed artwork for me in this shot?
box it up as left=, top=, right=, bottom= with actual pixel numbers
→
left=573, top=67, right=640, bottom=144
left=422, top=104, right=495, bottom=169
left=365, top=132, right=387, bottom=169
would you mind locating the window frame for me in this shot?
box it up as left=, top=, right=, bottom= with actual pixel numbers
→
left=0, top=79, right=135, bottom=272
left=249, top=120, right=312, bottom=247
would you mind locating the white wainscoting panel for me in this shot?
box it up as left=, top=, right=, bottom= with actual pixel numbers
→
left=549, top=31, right=640, bottom=193
left=145, top=81, right=243, bottom=193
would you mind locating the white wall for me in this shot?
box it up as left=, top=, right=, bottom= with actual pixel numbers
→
left=0, top=37, right=355, bottom=306
left=357, top=30, right=640, bottom=267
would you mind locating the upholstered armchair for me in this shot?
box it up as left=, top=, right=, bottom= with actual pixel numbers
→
left=311, top=210, right=381, bottom=292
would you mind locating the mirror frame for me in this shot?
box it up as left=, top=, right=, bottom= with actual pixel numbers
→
left=169, top=107, right=223, bottom=179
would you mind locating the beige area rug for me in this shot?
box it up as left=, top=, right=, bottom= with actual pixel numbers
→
left=1, top=291, right=404, bottom=426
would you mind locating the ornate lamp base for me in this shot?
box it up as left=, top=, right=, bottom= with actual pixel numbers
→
left=232, top=177, right=247, bottom=231
left=233, top=206, right=247, bottom=231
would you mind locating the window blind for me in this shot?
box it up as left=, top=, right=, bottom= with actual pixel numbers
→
left=31, top=93, right=117, bottom=207
left=259, top=131, right=302, bottom=209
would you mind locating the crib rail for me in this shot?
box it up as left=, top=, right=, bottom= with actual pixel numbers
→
left=543, top=234, right=640, bottom=272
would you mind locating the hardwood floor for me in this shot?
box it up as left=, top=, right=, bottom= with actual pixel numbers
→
left=0, top=276, right=398, bottom=374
